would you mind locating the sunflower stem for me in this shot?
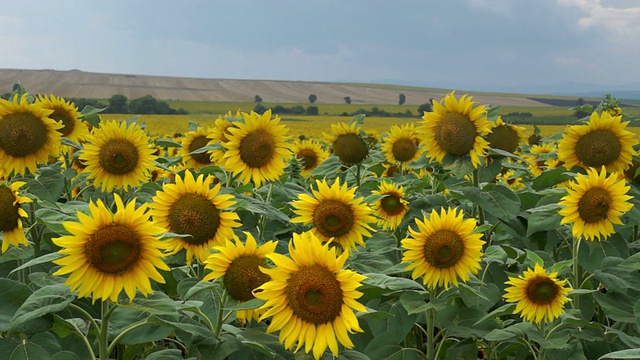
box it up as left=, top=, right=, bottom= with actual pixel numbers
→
left=99, top=301, right=116, bottom=360
left=633, top=224, right=639, bottom=243
left=571, top=236, right=582, bottom=310
left=356, top=163, right=362, bottom=188
left=107, top=321, right=152, bottom=356
left=67, top=314, right=97, bottom=360
left=471, top=169, right=486, bottom=230
left=257, top=183, right=274, bottom=242
left=68, top=303, right=101, bottom=338
left=426, top=288, right=437, bottom=360
left=214, top=292, right=228, bottom=337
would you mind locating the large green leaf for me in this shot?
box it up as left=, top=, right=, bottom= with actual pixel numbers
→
left=461, top=184, right=521, bottom=221
left=599, top=349, right=640, bottom=359
left=0, top=279, right=33, bottom=331
left=25, top=168, right=66, bottom=203
left=9, top=284, right=75, bottom=331
left=9, top=342, right=49, bottom=360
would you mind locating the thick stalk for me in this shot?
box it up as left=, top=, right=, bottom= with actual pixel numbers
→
left=572, top=236, right=582, bottom=310
left=426, top=289, right=437, bottom=360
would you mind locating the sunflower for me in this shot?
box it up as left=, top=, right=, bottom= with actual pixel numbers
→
left=35, top=94, right=88, bottom=145
left=180, top=127, right=215, bottom=169
left=0, top=93, right=62, bottom=176
left=208, top=112, right=239, bottom=166
left=81, top=120, right=156, bottom=191
left=254, top=231, right=367, bottom=360
left=150, top=170, right=241, bottom=264
left=202, top=232, right=276, bottom=324
left=0, top=181, right=32, bottom=253
left=381, top=123, right=424, bottom=168
left=52, top=194, right=169, bottom=303
left=524, top=142, right=559, bottom=176
left=418, top=92, right=492, bottom=168
left=558, top=166, right=633, bottom=241
left=401, top=207, right=485, bottom=289
left=292, top=139, right=329, bottom=177
left=325, top=122, right=369, bottom=165
left=485, top=116, right=526, bottom=154
left=496, top=170, right=526, bottom=190
left=503, top=263, right=571, bottom=324
left=371, top=181, right=409, bottom=230
left=558, top=111, right=638, bottom=173
left=380, top=163, right=401, bottom=177
left=222, top=110, right=291, bottom=187
left=291, top=178, right=375, bottom=253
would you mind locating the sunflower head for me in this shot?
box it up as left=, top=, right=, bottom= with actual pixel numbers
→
left=292, top=139, right=330, bottom=177
left=381, top=123, right=424, bottom=166
left=402, top=207, right=485, bottom=289
left=181, top=127, right=214, bottom=169
left=418, top=92, right=492, bottom=168
left=558, top=166, right=634, bottom=241
left=35, top=94, right=88, bottom=144
left=485, top=117, right=525, bottom=155
left=326, top=122, right=369, bottom=165
left=0, top=93, right=63, bottom=175
left=0, top=181, right=32, bottom=253
left=371, top=181, right=409, bottom=230
left=254, top=231, right=367, bottom=359
left=503, top=263, right=571, bottom=323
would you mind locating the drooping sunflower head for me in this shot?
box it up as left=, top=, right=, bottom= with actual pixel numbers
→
left=326, top=122, right=369, bottom=165
left=402, top=207, right=485, bottom=289
left=418, top=91, right=492, bottom=168
left=558, top=166, right=634, bottom=241
left=0, top=181, right=32, bottom=253
left=180, top=127, right=215, bottom=169
left=503, top=263, right=571, bottom=324
left=381, top=163, right=401, bottom=178
left=623, top=156, right=640, bottom=184
left=485, top=117, right=526, bottom=155
left=254, top=231, right=367, bottom=360
left=151, top=170, right=241, bottom=264
left=371, top=181, right=409, bottom=231
left=381, top=123, right=424, bottom=167
left=203, top=232, right=276, bottom=324
left=291, top=178, right=375, bottom=254
left=52, top=194, right=170, bottom=303
left=0, top=93, right=63, bottom=176
left=35, top=94, right=88, bottom=144
left=558, top=111, right=639, bottom=173
left=222, top=109, right=292, bottom=187
left=292, top=139, right=329, bottom=177
left=80, top=120, right=156, bottom=191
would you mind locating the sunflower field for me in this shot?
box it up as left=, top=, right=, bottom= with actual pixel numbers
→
left=2, top=84, right=640, bottom=360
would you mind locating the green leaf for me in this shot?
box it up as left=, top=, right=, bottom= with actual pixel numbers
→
left=51, top=351, right=82, bottom=360
left=9, top=342, right=49, bottom=360
left=533, top=167, right=573, bottom=190
left=118, top=291, right=202, bottom=316
left=620, top=252, right=640, bottom=270
left=474, top=303, right=516, bottom=326
left=484, top=322, right=537, bottom=341
left=0, top=246, right=35, bottom=264
left=9, top=284, right=75, bottom=331
left=459, top=282, right=501, bottom=312
left=9, top=253, right=63, bottom=275
left=593, top=292, right=635, bottom=323
left=526, top=211, right=562, bottom=237
left=349, top=114, right=366, bottom=128
left=599, top=349, right=640, bottom=359
left=461, top=184, right=521, bottom=221
left=79, top=105, right=106, bottom=128
left=525, top=249, right=545, bottom=267
left=146, top=349, right=185, bottom=360
left=0, top=279, right=33, bottom=331
left=25, top=168, right=66, bottom=202
left=362, top=273, right=424, bottom=292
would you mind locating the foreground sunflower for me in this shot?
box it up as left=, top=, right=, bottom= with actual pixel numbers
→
left=254, top=231, right=367, bottom=360
left=81, top=120, right=156, bottom=191
left=402, top=207, right=485, bottom=289
left=371, top=181, right=409, bottom=231
left=180, top=127, right=215, bottom=169
left=503, top=263, right=571, bottom=324
left=0, top=94, right=62, bottom=175
left=485, top=116, right=526, bottom=154
left=202, top=232, right=276, bottom=324
left=381, top=123, right=423, bottom=168
left=35, top=94, right=88, bottom=144
left=325, top=122, right=369, bottom=165
left=151, top=171, right=241, bottom=264
left=0, top=181, right=32, bottom=253
left=291, top=178, right=375, bottom=253
left=292, top=139, right=329, bottom=177
left=52, top=194, right=169, bottom=303
left=558, top=166, right=633, bottom=241
left=223, top=110, right=291, bottom=187
left=418, top=92, right=492, bottom=168
left=558, top=111, right=638, bottom=173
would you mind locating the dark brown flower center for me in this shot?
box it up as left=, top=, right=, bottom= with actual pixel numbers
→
left=380, top=194, right=405, bottom=216
left=526, top=276, right=559, bottom=305
left=577, top=187, right=611, bottom=224
left=384, top=164, right=400, bottom=177
left=574, top=130, right=621, bottom=168
left=434, top=112, right=478, bottom=156
left=313, top=200, right=355, bottom=238
left=99, top=138, right=140, bottom=175
left=391, top=137, right=418, bottom=162
left=49, top=108, right=76, bottom=137
left=187, top=135, right=213, bottom=165
left=223, top=255, right=270, bottom=302
left=0, top=186, right=20, bottom=232
left=624, top=159, right=640, bottom=184
left=423, top=229, right=465, bottom=269
left=239, top=129, right=275, bottom=168
left=0, top=112, right=49, bottom=158
left=286, top=264, right=343, bottom=324
left=297, top=148, right=319, bottom=170
left=333, top=133, right=368, bottom=164
left=486, top=125, right=519, bottom=154
left=85, top=224, right=142, bottom=274
left=168, top=193, right=220, bottom=245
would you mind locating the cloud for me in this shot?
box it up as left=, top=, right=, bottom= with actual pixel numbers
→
left=558, top=0, right=640, bottom=45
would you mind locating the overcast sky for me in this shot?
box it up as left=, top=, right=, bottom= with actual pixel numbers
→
left=2, top=0, right=640, bottom=94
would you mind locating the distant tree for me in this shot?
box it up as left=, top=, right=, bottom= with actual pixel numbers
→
left=272, top=105, right=288, bottom=114
left=417, top=102, right=432, bottom=115
left=398, top=93, right=406, bottom=105
left=107, top=94, right=128, bottom=114
left=129, top=95, right=159, bottom=114
left=306, top=105, right=319, bottom=115
left=254, top=95, right=263, bottom=103
left=344, top=96, right=351, bottom=104
left=308, top=94, right=317, bottom=104
left=577, top=97, right=585, bottom=106
left=253, top=103, right=267, bottom=114
left=291, top=105, right=305, bottom=114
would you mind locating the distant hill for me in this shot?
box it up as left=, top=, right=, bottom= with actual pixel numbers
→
left=0, top=68, right=578, bottom=106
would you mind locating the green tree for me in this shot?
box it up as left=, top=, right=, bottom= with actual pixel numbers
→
left=129, top=95, right=159, bottom=114
left=417, top=102, right=432, bottom=115
left=308, top=94, right=317, bottom=103
left=107, top=94, right=128, bottom=114
left=398, top=93, right=406, bottom=105
left=254, top=95, right=263, bottom=103
left=344, top=96, right=351, bottom=104
left=306, top=105, right=319, bottom=115
left=577, top=97, right=585, bottom=106
left=253, top=103, right=267, bottom=114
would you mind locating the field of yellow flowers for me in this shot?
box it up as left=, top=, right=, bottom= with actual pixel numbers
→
left=1, top=85, right=640, bottom=360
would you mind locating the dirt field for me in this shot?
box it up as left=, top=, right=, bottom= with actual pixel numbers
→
left=0, top=68, right=554, bottom=106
